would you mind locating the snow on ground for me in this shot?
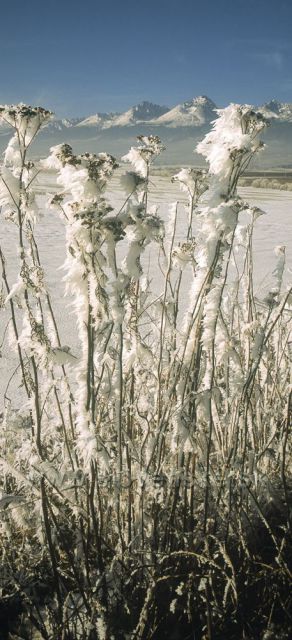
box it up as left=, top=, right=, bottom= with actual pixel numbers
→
left=1, top=171, right=291, bottom=406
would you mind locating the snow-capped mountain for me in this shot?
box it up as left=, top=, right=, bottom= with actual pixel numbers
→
left=2, top=97, right=292, bottom=136
left=103, top=101, right=169, bottom=128
left=149, top=96, right=217, bottom=127
left=72, top=97, right=216, bottom=130
left=76, top=101, right=169, bottom=129
left=1, top=96, right=292, bottom=168
left=76, top=113, right=108, bottom=127
left=46, top=117, right=84, bottom=131
left=259, top=99, right=292, bottom=122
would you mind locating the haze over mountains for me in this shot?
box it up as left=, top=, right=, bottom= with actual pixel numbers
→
left=1, top=96, right=292, bottom=168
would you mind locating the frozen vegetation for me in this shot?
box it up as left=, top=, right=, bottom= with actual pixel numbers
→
left=0, top=104, right=291, bottom=639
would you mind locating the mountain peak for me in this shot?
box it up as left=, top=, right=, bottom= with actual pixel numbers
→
left=259, top=99, right=292, bottom=122
left=132, top=101, right=169, bottom=119
left=42, top=96, right=292, bottom=136
left=262, top=99, right=282, bottom=114
left=105, top=101, right=169, bottom=127
left=186, top=95, right=216, bottom=106
left=151, top=95, right=217, bottom=127
left=77, top=113, right=110, bottom=127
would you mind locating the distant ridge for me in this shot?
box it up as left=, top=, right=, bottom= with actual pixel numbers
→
left=43, top=96, right=292, bottom=132
left=2, top=95, right=292, bottom=133
left=44, top=96, right=218, bottom=131
left=1, top=96, right=292, bottom=168
left=76, top=101, right=170, bottom=130
left=258, top=99, right=292, bottom=122
left=149, top=96, right=217, bottom=127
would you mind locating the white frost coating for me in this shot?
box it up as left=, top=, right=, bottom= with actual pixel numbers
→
left=4, top=135, right=22, bottom=168
left=122, top=134, right=165, bottom=178
left=122, top=147, right=148, bottom=177
left=121, top=204, right=164, bottom=280
left=45, top=142, right=127, bottom=467
left=120, top=171, right=146, bottom=196
left=4, top=278, right=25, bottom=303
left=272, top=245, right=286, bottom=293
left=171, top=105, right=268, bottom=456
left=183, top=105, right=267, bottom=355
left=0, top=167, right=20, bottom=209
left=49, top=345, right=78, bottom=366
left=172, top=240, right=196, bottom=270
left=0, top=104, right=52, bottom=146
left=172, top=167, right=208, bottom=199
left=1, top=103, right=290, bottom=637
left=202, top=284, right=223, bottom=348
left=197, top=104, right=265, bottom=179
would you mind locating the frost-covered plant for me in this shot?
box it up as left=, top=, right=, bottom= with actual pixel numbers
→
left=0, top=105, right=291, bottom=639
left=0, top=105, right=72, bottom=455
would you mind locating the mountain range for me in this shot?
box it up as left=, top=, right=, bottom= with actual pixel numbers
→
left=1, top=96, right=292, bottom=168
left=44, top=96, right=292, bottom=131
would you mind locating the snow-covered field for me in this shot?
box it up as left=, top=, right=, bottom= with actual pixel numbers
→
left=1, top=172, right=291, bottom=406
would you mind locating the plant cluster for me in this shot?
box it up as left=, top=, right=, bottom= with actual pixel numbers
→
left=0, top=103, right=291, bottom=639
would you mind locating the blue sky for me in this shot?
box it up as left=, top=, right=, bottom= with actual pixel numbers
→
left=1, top=0, right=292, bottom=117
